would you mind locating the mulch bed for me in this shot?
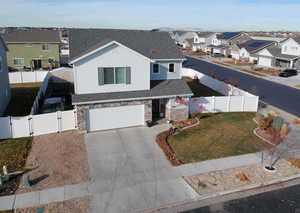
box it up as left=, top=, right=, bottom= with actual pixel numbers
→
left=156, top=118, right=199, bottom=166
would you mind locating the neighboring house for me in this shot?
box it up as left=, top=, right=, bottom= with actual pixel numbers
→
left=232, top=40, right=276, bottom=63
left=209, top=32, right=251, bottom=56
left=191, top=32, right=217, bottom=52
left=0, top=36, right=11, bottom=115
left=3, top=29, right=61, bottom=70
left=69, top=29, right=193, bottom=132
left=257, top=38, right=300, bottom=69
left=173, top=31, right=197, bottom=48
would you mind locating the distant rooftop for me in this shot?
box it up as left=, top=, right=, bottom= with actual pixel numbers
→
left=3, top=29, right=61, bottom=43
left=239, top=40, right=275, bottom=53
left=217, top=32, right=242, bottom=40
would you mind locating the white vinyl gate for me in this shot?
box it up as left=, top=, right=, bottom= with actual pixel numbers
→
left=88, top=105, right=145, bottom=132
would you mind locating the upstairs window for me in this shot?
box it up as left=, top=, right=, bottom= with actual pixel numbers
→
left=169, top=64, right=175, bottom=72
left=42, top=44, right=49, bottom=51
left=98, top=67, right=131, bottom=85
left=153, top=64, right=159, bottom=73
left=13, top=58, right=24, bottom=65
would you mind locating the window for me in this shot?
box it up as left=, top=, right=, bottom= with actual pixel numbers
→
left=99, top=67, right=130, bottom=85
left=13, top=58, right=24, bottom=65
left=169, top=64, right=175, bottom=72
left=42, top=44, right=49, bottom=51
left=25, top=43, right=32, bottom=47
left=0, top=56, right=2, bottom=72
left=153, top=64, right=159, bottom=73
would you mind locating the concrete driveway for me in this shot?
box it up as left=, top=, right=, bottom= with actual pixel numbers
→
left=85, top=125, right=197, bottom=213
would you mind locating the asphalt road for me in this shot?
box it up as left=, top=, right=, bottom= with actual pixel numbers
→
left=182, top=183, right=300, bottom=213
left=184, top=57, right=300, bottom=117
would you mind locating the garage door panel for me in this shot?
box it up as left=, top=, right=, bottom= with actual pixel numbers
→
left=259, top=57, right=272, bottom=67
left=88, top=105, right=144, bottom=131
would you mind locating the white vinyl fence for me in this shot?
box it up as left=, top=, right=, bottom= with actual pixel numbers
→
left=9, top=71, right=48, bottom=84
left=30, top=73, right=50, bottom=115
left=182, top=68, right=259, bottom=114
left=0, top=110, right=77, bottom=139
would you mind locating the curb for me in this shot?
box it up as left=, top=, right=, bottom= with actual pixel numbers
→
left=143, top=172, right=300, bottom=213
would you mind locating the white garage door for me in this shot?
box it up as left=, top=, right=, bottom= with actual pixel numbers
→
left=88, top=105, right=145, bottom=132
left=259, top=57, right=272, bottom=67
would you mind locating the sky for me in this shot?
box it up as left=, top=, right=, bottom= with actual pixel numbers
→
left=0, top=0, right=299, bottom=31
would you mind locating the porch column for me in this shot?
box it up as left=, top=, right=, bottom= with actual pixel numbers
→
left=290, top=60, right=294, bottom=68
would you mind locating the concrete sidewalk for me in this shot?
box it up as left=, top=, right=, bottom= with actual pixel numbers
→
left=0, top=182, right=90, bottom=211
left=176, top=153, right=262, bottom=177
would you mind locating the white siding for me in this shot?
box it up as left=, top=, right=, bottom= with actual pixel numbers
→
left=74, top=43, right=150, bottom=94
left=150, top=61, right=182, bottom=80
left=258, top=56, right=272, bottom=67
left=239, top=48, right=250, bottom=59
left=281, top=39, right=300, bottom=56
left=258, top=48, right=273, bottom=57
left=0, top=42, right=11, bottom=115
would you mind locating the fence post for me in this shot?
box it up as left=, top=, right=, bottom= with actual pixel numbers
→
left=20, top=71, right=23, bottom=84
left=35, top=71, right=37, bottom=82
left=74, top=109, right=78, bottom=129
left=57, top=111, right=62, bottom=133
left=241, top=96, right=245, bottom=112
left=9, top=116, right=13, bottom=139
left=212, top=96, right=216, bottom=113
left=227, top=96, right=231, bottom=112
left=28, top=115, right=34, bottom=136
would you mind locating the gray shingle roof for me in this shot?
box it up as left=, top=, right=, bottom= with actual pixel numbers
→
left=3, top=29, right=61, bottom=43
left=72, top=79, right=193, bottom=104
left=239, top=40, right=275, bottom=53
left=69, top=28, right=184, bottom=62
left=294, top=38, right=300, bottom=45
left=196, top=32, right=214, bottom=38
left=267, top=47, right=300, bottom=60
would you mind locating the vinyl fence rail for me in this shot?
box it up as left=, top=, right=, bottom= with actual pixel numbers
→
left=0, top=110, right=77, bottom=140
left=9, top=71, right=49, bottom=84
left=182, top=68, right=259, bottom=114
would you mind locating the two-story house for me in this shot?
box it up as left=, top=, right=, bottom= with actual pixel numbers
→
left=257, top=38, right=300, bottom=69
left=69, top=29, right=193, bottom=132
left=0, top=36, right=11, bottom=115
left=231, top=40, right=276, bottom=63
left=3, top=29, right=61, bottom=70
left=191, top=32, right=217, bottom=52
left=208, top=32, right=251, bottom=56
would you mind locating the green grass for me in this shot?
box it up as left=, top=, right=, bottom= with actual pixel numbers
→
left=168, top=112, right=266, bottom=163
left=0, top=137, right=33, bottom=174
left=183, top=77, right=222, bottom=97
left=4, top=83, right=41, bottom=116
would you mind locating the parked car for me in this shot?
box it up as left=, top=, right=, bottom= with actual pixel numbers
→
left=279, top=69, right=298, bottom=77
left=212, top=53, right=224, bottom=58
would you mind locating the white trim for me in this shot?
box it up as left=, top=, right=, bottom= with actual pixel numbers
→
left=150, top=58, right=185, bottom=61
left=73, top=93, right=193, bottom=105
left=102, top=67, right=127, bottom=85
left=152, top=63, right=160, bottom=74
left=70, top=40, right=153, bottom=64
left=13, top=57, right=25, bottom=65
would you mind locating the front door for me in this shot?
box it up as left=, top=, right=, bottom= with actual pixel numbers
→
left=33, top=59, right=42, bottom=70
left=152, top=99, right=160, bottom=118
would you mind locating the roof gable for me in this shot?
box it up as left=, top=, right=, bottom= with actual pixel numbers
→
left=69, top=29, right=184, bottom=61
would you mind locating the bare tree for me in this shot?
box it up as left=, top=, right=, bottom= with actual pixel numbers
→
left=265, top=125, right=300, bottom=171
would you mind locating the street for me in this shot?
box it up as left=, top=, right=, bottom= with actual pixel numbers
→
left=184, top=57, right=300, bottom=117
left=182, top=183, right=300, bottom=213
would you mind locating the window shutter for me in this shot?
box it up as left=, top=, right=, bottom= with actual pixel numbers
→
left=126, top=67, right=131, bottom=84
left=98, top=67, right=104, bottom=85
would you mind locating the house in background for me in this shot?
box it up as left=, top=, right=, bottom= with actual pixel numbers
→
left=191, top=32, right=217, bottom=52
left=257, top=38, right=300, bottom=69
left=231, top=40, right=276, bottom=63
left=209, top=32, right=251, bottom=56
left=0, top=36, right=11, bottom=115
left=3, top=29, right=61, bottom=70
left=172, top=31, right=198, bottom=48
left=69, top=29, right=193, bottom=132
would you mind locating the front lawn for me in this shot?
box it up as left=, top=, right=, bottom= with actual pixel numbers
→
left=168, top=112, right=266, bottom=163
left=183, top=77, right=222, bottom=97
left=4, top=83, right=41, bottom=116
left=0, top=137, right=33, bottom=195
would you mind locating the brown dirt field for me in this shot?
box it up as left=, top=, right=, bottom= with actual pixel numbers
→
left=16, top=131, right=91, bottom=194
left=15, top=195, right=91, bottom=213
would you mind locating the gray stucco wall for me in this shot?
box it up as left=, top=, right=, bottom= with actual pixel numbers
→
left=0, top=41, right=11, bottom=115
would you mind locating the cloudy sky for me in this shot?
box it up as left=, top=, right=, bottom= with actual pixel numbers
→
left=1, top=0, right=299, bottom=31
